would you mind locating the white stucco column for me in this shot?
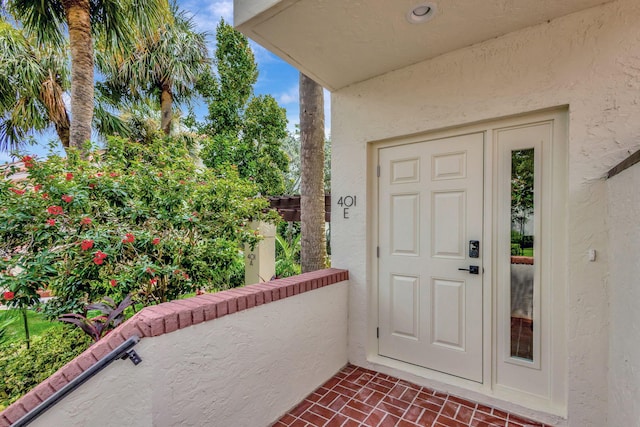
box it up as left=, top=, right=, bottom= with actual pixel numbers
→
left=244, top=221, right=276, bottom=285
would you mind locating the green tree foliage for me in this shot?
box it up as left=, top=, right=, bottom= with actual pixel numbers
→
left=0, top=17, right=70, bottom=150
left=0, top=135, right=278, bottom=319
left=0, top=325, right=91, bottom=409
left=511, top=148, right=535, bottom=237
left=0, top=14, right=138, bottom=152
left=282, top=130, right=331, bottom=194
left=5, top=0, right=169, bottom=151
left=97, top=2, right=209, bottom=136
left=200, top=19, right=257, bottom=136
left=199, top=20, right=289, bottom=196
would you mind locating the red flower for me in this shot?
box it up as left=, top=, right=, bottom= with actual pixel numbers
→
left=109, top=172, right=119, bottom=178
left=21, top=155, right=34, bottom=168
left=146, top=267, right=155, bottom=275
left=110, top=279, right=117, bottom=287
left=152, top=237, right=160, bottom=245
left=62, top=195, right=73, bottom=203
left=3, top=291, right=15, bottom=300
left=80, top=217, right=92, bottom=225
left=81, top=240, right=94, bottom=251
left=88, top=183, right=96, bottom=189
left=93, top=251, right=107, bottom=265
left=179, top=180, right=186, bottom=185
left=122, top=233, right=135, bottom=244
left=9, top=188, right=25, bottom=195
left=182, top=272, right=190, bottom=280
left=46, top=219, right=56, bottom=226
left=157, top=172, right=163, bottom=177
left=149, top=278, right=158, bottom=286
left=47, top=206, right=63, bottom=215
left=95, top=172, right=104, bottom=177
left=42, top=193, right=49, bottom=199
left=33, top=184, right=42, bottom=192
left=65, top=172, right=73, bottom=181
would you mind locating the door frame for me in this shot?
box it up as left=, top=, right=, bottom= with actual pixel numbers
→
left=366, top=108, right=567, bottom=415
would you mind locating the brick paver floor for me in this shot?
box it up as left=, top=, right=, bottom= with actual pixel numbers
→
left=275, top=365, right=550, bottom=427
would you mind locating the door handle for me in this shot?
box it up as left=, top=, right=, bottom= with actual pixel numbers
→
left=458, top=266, right=479, bottom=274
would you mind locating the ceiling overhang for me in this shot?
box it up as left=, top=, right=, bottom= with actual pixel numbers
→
left=235, top=0, right=615, bottom=91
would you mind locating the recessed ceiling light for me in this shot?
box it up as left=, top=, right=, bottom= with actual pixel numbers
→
left=407, top=2, right=437, bottom=24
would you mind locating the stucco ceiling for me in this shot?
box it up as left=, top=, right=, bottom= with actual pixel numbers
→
left=236, top=0, right=616, bottom=91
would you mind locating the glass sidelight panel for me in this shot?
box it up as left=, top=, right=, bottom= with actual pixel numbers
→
left=510, top=149, right=534, bottom=361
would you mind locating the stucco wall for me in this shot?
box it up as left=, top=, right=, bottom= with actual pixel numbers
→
left=330, top=0, right=640, bottom=425
left=27, top=281, right=349, bottom=427
left=607, top=165, right=640, bottom=427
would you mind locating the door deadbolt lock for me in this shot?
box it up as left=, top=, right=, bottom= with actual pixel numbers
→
left=469, top=240, right=479, bottom=258
left=458, top=265, right=480, bottom=275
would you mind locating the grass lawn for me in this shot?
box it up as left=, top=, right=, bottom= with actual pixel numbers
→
left=521, top=248, right=534, bottom=257
left=1, top=310, right=57, bottom=343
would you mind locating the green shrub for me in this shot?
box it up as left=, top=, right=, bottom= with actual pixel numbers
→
left=511, top=230, right=522, bottom=244
left=511, top=243, right=522, bottom=256
left=0, top=325, right=91, bottom=409
left=0, top=135, right=279, bottom=319
left=275, top=233, right=301, bottom=278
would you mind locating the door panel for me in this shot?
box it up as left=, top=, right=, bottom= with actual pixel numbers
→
left=391, top=194, right=420, bottom=256
left=390, top=275, right=419, bottom=339
left=378, top=133, right=484, bottom=382
left=432, top=191, right=465, bottom=258
left=432, top=278, right=465, bottom=350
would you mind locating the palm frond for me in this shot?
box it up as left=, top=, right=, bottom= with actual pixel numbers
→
left=7, top=0, right=66, bottom=49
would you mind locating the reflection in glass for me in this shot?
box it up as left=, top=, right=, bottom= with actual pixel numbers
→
left=510, top=149, right=534, bottom=360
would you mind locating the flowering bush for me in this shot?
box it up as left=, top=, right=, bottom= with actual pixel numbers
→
left=0, top=135, right=278, bottom=318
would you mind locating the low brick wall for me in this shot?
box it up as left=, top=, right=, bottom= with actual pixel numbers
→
left=0, top=268, right=349, bottom=427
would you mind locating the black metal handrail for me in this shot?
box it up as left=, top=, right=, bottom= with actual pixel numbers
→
left=12, top=335, right=143, bottom=427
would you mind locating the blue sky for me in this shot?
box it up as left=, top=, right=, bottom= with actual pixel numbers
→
left=0, top=0, right=330, bottom=164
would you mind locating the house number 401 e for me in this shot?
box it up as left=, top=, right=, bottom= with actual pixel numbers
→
left=337, top=196, right=356, bottom=219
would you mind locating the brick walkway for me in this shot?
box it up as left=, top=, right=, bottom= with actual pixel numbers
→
left=275, top=365, right=550, bottom=427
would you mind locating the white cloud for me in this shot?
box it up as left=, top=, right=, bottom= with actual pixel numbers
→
left=286, top=112, right=299, bottom=134
left=183, top=0, right=232, bottom=27
left=249, top=40, right=279, bottom=65
left=278, top=85, right=299, bottom=105
left=208, top=0, right=233, bottom=23
left=324, top=88, right=331, bottom=135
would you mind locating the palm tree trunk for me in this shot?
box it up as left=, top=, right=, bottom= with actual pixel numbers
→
left=53, top=118, right=71, bottom=148
left=64, top=0, right=94, bottom=151
left=160, top=83, right=173, bottom=135
left=299, top=73, right=327, bottom=272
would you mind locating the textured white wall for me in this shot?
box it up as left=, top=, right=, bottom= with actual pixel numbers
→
left=607, top=166, right=640, bottom=427
left=30, top=281, right=349, bottom=427
left=330, top=0, right=640, bottom=425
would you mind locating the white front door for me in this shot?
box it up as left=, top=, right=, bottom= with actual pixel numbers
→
left=378, top=132, right=484, bottom=382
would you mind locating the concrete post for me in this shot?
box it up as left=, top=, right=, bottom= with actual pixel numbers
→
left=245, top=221, right=276, bottom=285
